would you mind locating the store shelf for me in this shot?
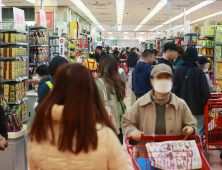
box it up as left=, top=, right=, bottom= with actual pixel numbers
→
left=65, top=51, right=71, bottom=53
left=8, top=97, right=28, bottom=105
left=196, top=46, right=214, bottom=49
left=29, top=26, right=48, bottom=30
left=53, top=52, right=59, bottom=54
left=174, top=36, right=184, bottom=38
left=205, top=71, right=214, bottom=73
left=0, top=42, right=28, bottom=46
left=1, top=76, right=28, bottom=83
left=22, top=117, right=29, bottom=123
left=0, top=29, right=28, bottom=34
left=216, top=43, right=222, bottom=46
left=70, top=38, right=77, bottom=40
left=198, top=55, right=214, bottom=57
left=185, top=32, right=197, bottom=36
left=52, top=45, right=59, bottom=47
left=30, top=44, right=48, bottom=47
left=49, top=36, right=59, bottom=39
left=199, top=35, right=214, bottom=39
left=30, top=62, right=47, bottom=66
left=216, top=78, right=222, bottom=80
left=185, top=43, right=197, bottom=45
left=62, top=33, right=70, bottom=35
left=8, top=125, right=27, bottom=139
left=0, top=56, right=28, bottom=60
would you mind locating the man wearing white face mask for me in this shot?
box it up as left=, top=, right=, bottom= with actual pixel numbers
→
left=122, top=64, right=197, bottom=145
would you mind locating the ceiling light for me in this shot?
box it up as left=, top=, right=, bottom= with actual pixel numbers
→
left=139, top=32, right=145, bottom=34
left=1, top=4, right=5, bottom=6
left=117, top=25, right=122, bottom=31
left=108, top=32, right=113, bottom=34
left=124, top=32, right=129, bottom=34
left=71, top=0, right=105, bottom=31
left=134, top=0, right=167, bottom=31
left=26, top=0, right=35, bottom=4
left=116, top=0, right=125, bottom=25
left=150, top=0, right=215, bottom=31
left=190, top=11, right=222, bottom=24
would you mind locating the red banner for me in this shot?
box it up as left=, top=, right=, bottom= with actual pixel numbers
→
left=84, top=39, right=88, bottom=49
left=78, top=39, right=83, bottom=48
left=37, top=12, right=53, bottom=28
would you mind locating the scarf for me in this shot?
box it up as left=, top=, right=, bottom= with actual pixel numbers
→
left=151, top=90, right=171, bottom=106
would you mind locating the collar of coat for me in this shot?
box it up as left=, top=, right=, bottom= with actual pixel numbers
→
left=139, top=91, right=179, bottom=110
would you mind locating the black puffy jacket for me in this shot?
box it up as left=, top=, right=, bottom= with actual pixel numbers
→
left=127, top=52, right=138, bottom=68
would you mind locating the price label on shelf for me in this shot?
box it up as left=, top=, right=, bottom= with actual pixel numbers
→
left=13, top=7, right=26, bottom=30
left=59, top=37, right=65, bottom=57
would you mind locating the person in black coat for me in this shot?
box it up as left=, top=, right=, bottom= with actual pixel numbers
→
left=0, top=81, right=7, bottom=148
left=113, top=47, right=120, bottom=55
left=173, top=47, right=211, bottom=141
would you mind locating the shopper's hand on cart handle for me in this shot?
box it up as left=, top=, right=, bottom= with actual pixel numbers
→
left=131, top=131, right=144, bottom=141
left=181, top=126, right=194, bottom=140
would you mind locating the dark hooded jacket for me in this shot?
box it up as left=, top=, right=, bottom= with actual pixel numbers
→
left=132, top=62, right=153, bottom=98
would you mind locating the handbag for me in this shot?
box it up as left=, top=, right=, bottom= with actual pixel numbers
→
left=99, top=78, right=120, bottom=135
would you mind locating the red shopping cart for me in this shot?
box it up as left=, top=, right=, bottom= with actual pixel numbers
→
left=125, top=135, right=211, bottom=170
left=204, top=99, right=222, bottom=159
left=119, top=59, right=129, bottom=80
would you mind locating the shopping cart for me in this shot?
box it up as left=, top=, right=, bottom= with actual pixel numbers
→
left=119, top=59, right=129, bottom=80
left=204, top=99, right=222, bottom=159
left=125, top=135, right=211, bottom=170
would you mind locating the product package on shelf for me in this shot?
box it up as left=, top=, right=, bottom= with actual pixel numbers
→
left=216, top=62, right=222, bottom=79
left=0, top=60, right=26, bottom=80
left=0, top=33, right=27, bottom=43
left=216, top=46, right=222, bottom=61
left=30, top=31, right=48, bottom=45
left=29, top=47, right=48, bottom=63
left=216, top=26, right=222, bottom=43
left=0, top=47, right=27, bottom=57
left=145, top=140, right=202, bottom=170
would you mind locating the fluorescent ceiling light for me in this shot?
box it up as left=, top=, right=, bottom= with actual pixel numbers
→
left=1, top=4, right=5, bottom=6
left=71, top=0, right=105, bottom=31
left=139, top=32, right=145, bottom=34
left=134, top=0, right=167, bottom=31
left=117, top=25, right=122, bottom=31
left=124, top=32, right=129, bottom=34
left=108, top=32, right=113, bottom=34
left=150, top=0, right=215, bottom=31
left=26, top=0, right=35, bottom=4
left=116, top=0, right=125, bottom=25
left=190, top=11, right=222, bottom=24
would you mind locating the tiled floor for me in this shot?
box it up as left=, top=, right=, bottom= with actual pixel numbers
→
left=124, top=81, right=222, bottom=169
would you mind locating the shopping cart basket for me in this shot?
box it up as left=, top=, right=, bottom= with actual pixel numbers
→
left=119, top=59, right=129, bottom=80
left=204, top=99, right=222, bottom=159
left=125, top=135, right=211, bottom=170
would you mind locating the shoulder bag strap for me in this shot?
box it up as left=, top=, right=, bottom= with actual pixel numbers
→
left=99, top=78, right=108, bottom=101
left=180, top=68, right=193, bottom=98
left=116, top=90, right=125, bottom=114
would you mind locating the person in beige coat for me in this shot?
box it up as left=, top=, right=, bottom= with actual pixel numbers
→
left=27, top=64, right=134, bottom=170
left=122, top=64, right=197, bottom=143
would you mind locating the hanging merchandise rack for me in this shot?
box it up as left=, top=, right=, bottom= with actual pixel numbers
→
left=27, top=26, right=49, bottom=90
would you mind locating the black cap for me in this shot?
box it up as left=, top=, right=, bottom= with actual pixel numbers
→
left=185, top=47, right=198, bottom=56
left=198, top=56, right=210, bottom=64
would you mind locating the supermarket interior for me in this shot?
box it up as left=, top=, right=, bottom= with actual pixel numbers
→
left=1, top=0, right=222, bottom=170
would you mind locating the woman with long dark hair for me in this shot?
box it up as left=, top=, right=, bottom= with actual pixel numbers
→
left=28, top=64, right=133, bottom=170
left=96, top=55, right=126, bottom=144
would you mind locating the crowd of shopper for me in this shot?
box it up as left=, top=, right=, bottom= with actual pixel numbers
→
left=0, top=42, right=215, bottom=169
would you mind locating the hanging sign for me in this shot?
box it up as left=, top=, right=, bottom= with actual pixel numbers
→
left=63, top=22, right=67, bottom=33
left=59, top=37, right=65, bottom=57
left=84, top=39, right=88, bottom=49
left=13, top=7, right=25, bottom=30
left=39, top=9, right=47, bottom=27
left=78, top=39, right=83, bottom=48
left=0, top=1, right=2, bottom=29
left=53, top=11, right=57, bottom=32
left=174, top=25, right=178, bottom=37
left=73, top=29, right=77, bottom=39
left=167, top=29, right=171, bottom=38
left=184, top=20, right=190, bottom=34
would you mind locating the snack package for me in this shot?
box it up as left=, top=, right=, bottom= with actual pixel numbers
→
left=11, top=106, right=23, bottom=130
left=5, top=108, right=15, bottom=132
left=12, top=110, right=22, bottom=132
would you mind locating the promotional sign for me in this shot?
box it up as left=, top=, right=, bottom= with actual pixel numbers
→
left=63, top=22, right=68, bottom=33
left=59, top=37, right=65, bottom=57
left=174, top=25, right=178, bottom=37
left=84, top=39, right=88, bottom=48
left=161, top=31, right=164, bottom=39
left=184, top=20, right=190, bottom=34
left=58, top=27, right=62, bottom=37
left=37, top=12, right=52, bottom=28
left=13, top=7, right=26, bottom=30
left=57, top=21, right=63, bottom=37
left=78, top=24, right=82, bottom=38
left=167, top=29, right=171, bottom=38
left=39, top=9, right=47, bottom=27
left=73, top=29, right=77, bottom=39
left=78, top=39, right=83, bottom=48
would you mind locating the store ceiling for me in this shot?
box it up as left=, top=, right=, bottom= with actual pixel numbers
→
left=2, top=0, right=222, bottom=35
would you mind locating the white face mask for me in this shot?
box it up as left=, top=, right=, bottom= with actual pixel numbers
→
left=123, top=51, right=126, bottom=54
left=153, top=79, right=172, bottom=94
